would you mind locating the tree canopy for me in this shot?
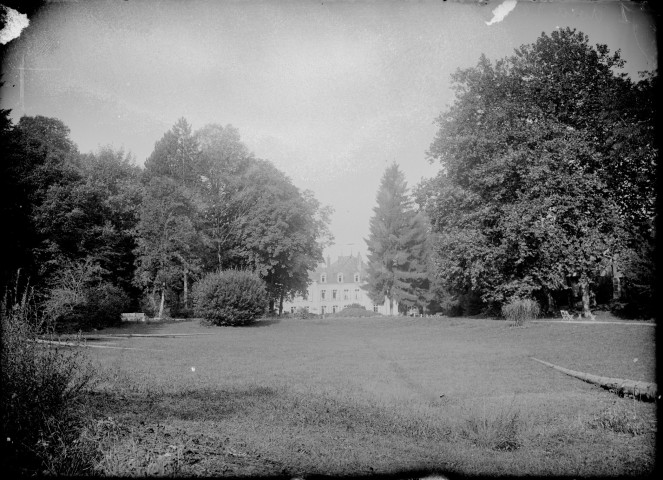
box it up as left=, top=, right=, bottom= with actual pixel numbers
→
left=420, top=28, right=656, bottom=316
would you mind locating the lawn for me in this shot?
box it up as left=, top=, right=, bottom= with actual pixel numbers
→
left=80, top=316, right=657, bottom=477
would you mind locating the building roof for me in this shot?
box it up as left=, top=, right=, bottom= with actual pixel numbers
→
left=312, top=254, right=366, bottom=284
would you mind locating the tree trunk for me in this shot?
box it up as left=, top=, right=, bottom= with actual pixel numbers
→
left=531, top=357, right=657, bottom=402
left=579, top=275, right=592, bottom=318
left=278, top=292, right=284, bottom=316
left=150, top=283, right=158, bottom=314
left=546, top=290, right=555, bottom=315
left=389, top=296, right=393, bottom=316
left=183, top=268, right=188, bottom=310
left=611, top=256, right=621, bottom=301
left=269, top=298, right=275, bottom=314
left=158, top=284, right=165, bottom=319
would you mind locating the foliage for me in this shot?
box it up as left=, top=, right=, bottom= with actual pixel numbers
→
left=44, top=258, right=130, bottom=331
left=1, top=276, right=96, bottom=475
left=365, top=163, right=429, bottom=315
left=136, top=120, right=332, bottom=317
left=193, top=270, right=268, bottom=326
left=134, top=176, right=202, bottom=318
left=1, top=111, right=142, bottom=319
left=215, top=158, right=333, bottom=312
left=420, top=28, right=656, bottom=314
left=0, top=114, right=80, bottom=289
left=144, top=117, right=201, bottom=189
left=501, top=298, right=540, bottom=326
left=329, top=306, right=381, bottom=318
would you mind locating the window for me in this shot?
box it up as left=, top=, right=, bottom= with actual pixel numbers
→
left=332, top=305, right=338, bottom=313
left=354, top=273, right=360, bottom=283
left=343, top=289, right=349, bottom=300
left=291, top=307, right=296, bottom=313
left=373, top=305, right=379, bottom=312
left=320, top=274, right=326, bottom=283
left=321, top=305, right=326, bottom=314
left=332, top=289, right=337, bottom=300
left=321, top=289, right=326, bottom=300
left=354, top=288, right=360, bottom=300
left=337, top=273, right=343, bottom=283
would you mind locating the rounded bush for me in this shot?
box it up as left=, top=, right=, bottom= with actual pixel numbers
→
left=193, top=270, right=268, bottom=326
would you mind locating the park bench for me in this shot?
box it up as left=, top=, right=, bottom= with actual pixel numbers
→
left=559, top=309, right=596, bottom=321
left=121, top=312, right=146, bottom=322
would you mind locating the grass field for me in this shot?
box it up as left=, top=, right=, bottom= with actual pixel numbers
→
left=80, top=316, right=657, bottom=477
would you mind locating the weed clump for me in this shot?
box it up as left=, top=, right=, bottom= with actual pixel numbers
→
left=460, top=401, right=523, bottom=451
left=1, top=276, right=96, bottom=475
left=193, top=270, right=268, bottom=326
left=589, top=401, right=649, bottom=436
left=502, top=298, right=540, bottom=326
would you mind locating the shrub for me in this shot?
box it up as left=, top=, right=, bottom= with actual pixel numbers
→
left=193, top=270, right=268, bottom=326
left=44, top=259, right=130, bottom=331
left=344, top=303, right=365, bottom=310
left=329, top=306, right=381, bottom=318
left=1, top=276, right=96, bottom=475
left=293, top=306, right=311, bottom=319
left=502, top=298, right=540, bottom=326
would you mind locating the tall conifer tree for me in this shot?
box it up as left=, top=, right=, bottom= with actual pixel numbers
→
left=365, top=163, right=428, bottom=315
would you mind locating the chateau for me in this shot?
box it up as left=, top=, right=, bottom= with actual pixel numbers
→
left=282, top=254, right=398, bottom=316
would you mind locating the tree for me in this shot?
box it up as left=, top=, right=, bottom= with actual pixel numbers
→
left=134, top=176, right=201, bottom=318
left=144, top=117, right=201, bottom=189
left=421, top=28, right=656, bottom=316
left=194, top=123, right=256, bottom=270
left=225, top=159, right=332, bottom=313
left=1, top=115, right=80, bottom=288
left=192, top=124, right=332, bottom=314
left=365, top=163, right=428, bottom=315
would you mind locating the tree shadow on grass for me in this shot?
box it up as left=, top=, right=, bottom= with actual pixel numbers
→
left=245, top=317, right=282, bottom=327
left=85, top=385, right=278, bottom=422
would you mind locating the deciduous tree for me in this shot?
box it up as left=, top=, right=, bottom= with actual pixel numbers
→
left=421, top=28, right=656, bottom=316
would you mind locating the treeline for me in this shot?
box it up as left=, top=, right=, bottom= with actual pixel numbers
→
left=1, top=113, right=331, bottom=330
left=365, top=29, right=656, bottom=318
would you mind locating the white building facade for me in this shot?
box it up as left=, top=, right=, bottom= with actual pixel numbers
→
left=282, top=254, right=398, bottom=316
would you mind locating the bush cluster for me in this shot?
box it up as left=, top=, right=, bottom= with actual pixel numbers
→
left=193, top=270, right=268, bottom=326
left=1, top=280, right=96, bottom=475
left=501, top=298, right=540, bottom=326
left=43, top=260, right=130, bottom=331
left=329, top=306, right=381, bottom=318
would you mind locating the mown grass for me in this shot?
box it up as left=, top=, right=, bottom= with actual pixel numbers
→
left=80, top=316, right=656, bottom=477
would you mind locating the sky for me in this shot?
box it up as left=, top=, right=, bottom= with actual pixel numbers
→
left=0, top=0, right=657, bottom=261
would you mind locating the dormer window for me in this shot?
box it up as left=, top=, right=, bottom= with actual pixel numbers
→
left=321, top=274, right=326, bottom=283
left=337, top=273, right=343, bottom=283
left=354, top=273, right=360, bottom=283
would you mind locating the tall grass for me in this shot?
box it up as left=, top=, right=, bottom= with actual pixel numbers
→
left=589, top=399, right=650, bottom=436
left=460, top=399, right=524, bottom=451
left=1, top=274, right=97, bottom=475
left=502, top=298, right=540, bottom=326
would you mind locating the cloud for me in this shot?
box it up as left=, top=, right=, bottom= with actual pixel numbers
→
left=0, top=5, right=29, bottom=44
left=485, top=0, right=518, bottom=26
